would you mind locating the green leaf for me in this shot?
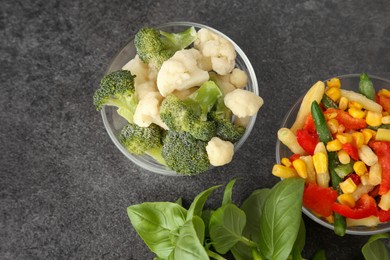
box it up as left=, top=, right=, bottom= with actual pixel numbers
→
left=222, top=179, right=237, bottom=206
left=290, top=218, right=306, bottom=260
left=192, top=215, right=206, bottom=245
left=231, top=189, right=270, bottom=260
left=312, top=249, right=326, bottom=260
left=201, top=209, right=214, bottom=238
left=174, top=218, right=209, bottom=260
left=187, top=185, right=221, bottom=221
left=362, top=233, right=390, bottom=260
left=258, top=178, right=305, bottom=260
left=175, top=197, right=183, bottom=206
left=209, top=203, right=246, bottom=254
left=127, top=202, right=187, bottom=259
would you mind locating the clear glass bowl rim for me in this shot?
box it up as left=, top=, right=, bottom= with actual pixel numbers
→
left=275, top=73, right=390, bottom=235
left=101, top=21, right=259, bottom=176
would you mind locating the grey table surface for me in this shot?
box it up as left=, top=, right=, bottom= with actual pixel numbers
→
left=1, top=0, right=390, bottom=259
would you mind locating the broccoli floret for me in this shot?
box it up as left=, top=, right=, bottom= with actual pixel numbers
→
left=93, top=70, right=137, bottom=123
left=160, top=81, right=222, bottom=141
left=119, top=123, right=166, bottom=165
left=162, top=131, right=210, bottom=175
left=209, top=97, right=246, bottom=143
left=134, top=26, right=197, bottom=69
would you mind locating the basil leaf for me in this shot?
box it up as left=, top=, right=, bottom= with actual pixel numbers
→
left=174, top=218, right=209, bottom=260
left=362, top=233, right=389, bottom=260
left=231, top=189, right=270, bottom=260
left=209, top=203, right=246, bottom=254
left=201, top=209, right=214, bottom=238
left=222, top=179, right=237, bottom=206
left=187, top=185, right=221, bottom=221
left=192, top=215, right=205, bottom=245
left=127, top=202, right=187, bottom=259
left=175, top=197, right=183, bottom=206
left=290, top=218, right=306, bottom=260
left=258, top=178, right=305, bottom=260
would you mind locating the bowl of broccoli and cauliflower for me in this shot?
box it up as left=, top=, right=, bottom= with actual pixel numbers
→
left=94, top=21, right=263, bottom=176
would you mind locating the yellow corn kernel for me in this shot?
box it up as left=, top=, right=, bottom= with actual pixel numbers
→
left=376, top=128, right=390, bottom=142
left=366, top=111, right=383, bottom=127
left=326, top=87, right=341, bottom=102
left=326, top=139, right=342, bottom=152
left=379, top=89, right=390, bottom=98
left=281, top=157, right=292, bottom=167
left=338, top=97, right=349, bottom=111
left=312, top=152, right=328, bottom=174
left=358, top=145, right=378, bottom=166
left=326, top=78, right=341, bottom=88
left=340, top=177, right=357, bottom=194
left=352, top=132, right=364, bottom=148
left=348, top=108, right=365, bottom=119
left=353, top=161, right=368, bottom=176
left=325, top=112, right=338, bottom=120
left=272, top=164, right=299, bottom=178
left=338, top=194, right=356, bottom=208
left=292, top=159, right=308, bottom=179
left=338, top=150, right=351, bottom=164
left=336, top=133, right=353, bottom=144
left=369, top=162, right=382, bottom=186
left=327, top=119, right=339, bottom=134
left=361, top=129, right=374, bottom=144
left=382, top=115, right=390, bottom=125
left=348, top=101, right=363, bottom=110
left=337, top=124, right=346, bottom=134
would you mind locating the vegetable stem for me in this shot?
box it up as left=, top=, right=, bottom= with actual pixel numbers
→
left=206, top=249, right=227, bottom=260
left=239, top=236, right=258, bottom=248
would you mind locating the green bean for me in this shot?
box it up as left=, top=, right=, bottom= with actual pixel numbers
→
left=311, top=101, right=346, bottom=236
left=359, top=73, right=375, bottom=101
left=321, top=94, right=338, bottom=109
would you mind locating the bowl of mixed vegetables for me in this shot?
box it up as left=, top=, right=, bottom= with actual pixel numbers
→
left=94, top=22, right=263, bottom=176
left=274, top=74, right=390, bottom=235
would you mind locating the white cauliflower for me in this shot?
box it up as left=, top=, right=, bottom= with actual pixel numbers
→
left=210, top=72, right=236, bottom=95
left=194, top=28, right=236, bottom=75
left=230, top=68, right=248, bottom=88
left=133, top=92, right=168, bottom=129
left=156, top=48, right=209, bottom=97
left=224, top=89, right=264, bottom=118
left=122, top=55, right=158, bottom=100
left=206, top=137, right=234, bottom=166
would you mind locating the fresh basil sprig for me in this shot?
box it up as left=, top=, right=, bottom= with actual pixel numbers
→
left=127, top=178, right=305, bottom=259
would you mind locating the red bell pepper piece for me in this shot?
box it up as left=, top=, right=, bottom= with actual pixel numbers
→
left=303, top=114, right=316, bottom=133
left=332, top=194, right=378, bottom=219
left=376, top=94, right=390, bottom=113
left=296, top=129, right=319, bottom=155
left=378, top=209, right=390, bottom=222
left=324, top=108, right=367, bottom=131
left=303, top=183, right=338, bottom=217
left=344, top=173, right=361, bottom=186
left=342, top=143, right=359, bottom=161
left=369, top=141, right=390, bottom=195
left=289, top=154, right=301, bottom=162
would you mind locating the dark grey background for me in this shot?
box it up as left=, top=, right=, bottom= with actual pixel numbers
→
left=1, top=0, right=390, bottom=259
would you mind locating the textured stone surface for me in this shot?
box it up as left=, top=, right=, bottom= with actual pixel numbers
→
left=1, top=0, right=390, bottom=259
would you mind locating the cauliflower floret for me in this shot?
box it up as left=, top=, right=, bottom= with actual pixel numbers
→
left=234, top=116, right=251, bottom=127
left=157, top=49, right=209, bottom=97
left=122, top=55, right=158, bottom=99
left=210, top=72, right=235, bottom=95
left=194, top=28, right=236, bottom=75
left=206, top=137, right=234, bottom=166
left=133, top=92, right=168, bottom=129
left=224, top=89, right=264, bottom=118
left=230, top=68, right=248, bottom=88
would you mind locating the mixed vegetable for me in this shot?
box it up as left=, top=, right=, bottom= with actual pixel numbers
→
left=273, top=73, right=390, bottom=236
left=93, top=26, right=263, bottom=175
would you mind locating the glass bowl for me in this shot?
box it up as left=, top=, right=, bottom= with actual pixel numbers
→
left=276, top=74, right=390, bottom=235
left=101, top=21, right=259, bottom=176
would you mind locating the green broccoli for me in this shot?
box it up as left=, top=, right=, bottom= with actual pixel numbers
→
left=120, top=123, right=166, bottom=165
left=209, top=97, right=246, bottom=143
left=93, top=70, right=137, bottom=123
left=160, top=81, right=222, bottom=141
left=134, top=26, right=197, bottom=69
left=162, top=131, right=210, bottom=175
